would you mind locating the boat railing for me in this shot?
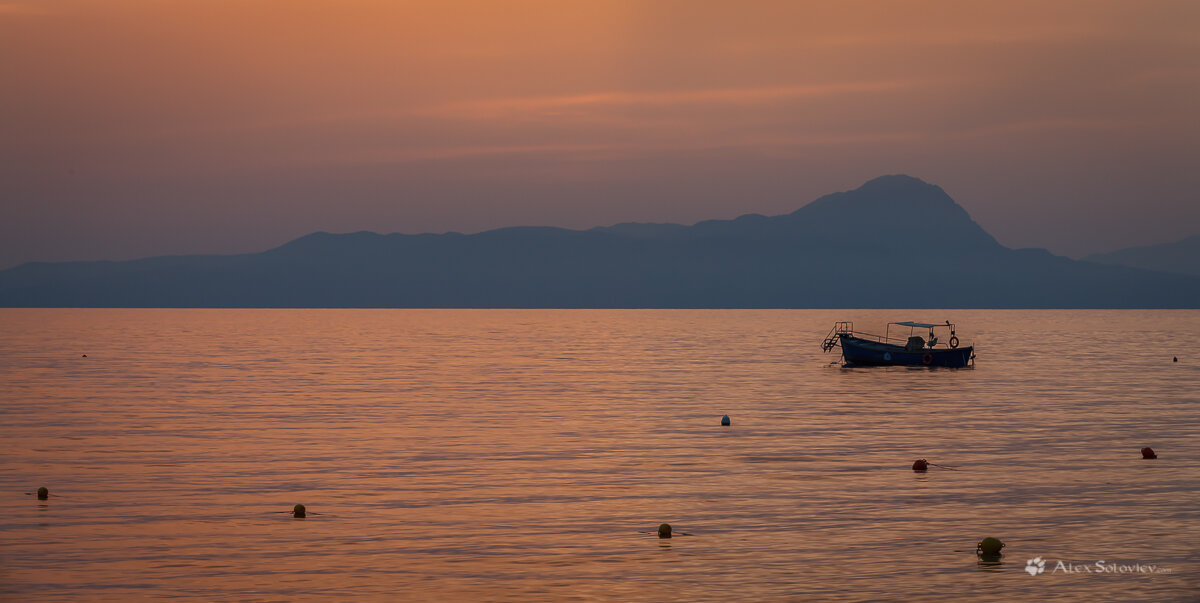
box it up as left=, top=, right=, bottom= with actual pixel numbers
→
left=845, top=329, right=896, bottom=344
left=822, top=322, right=915, bottom=350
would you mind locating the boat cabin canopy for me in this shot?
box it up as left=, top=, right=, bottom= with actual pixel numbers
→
left=886, top=320, right=958, bottom=342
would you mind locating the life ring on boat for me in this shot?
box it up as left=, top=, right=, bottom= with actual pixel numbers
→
left=922, top=353, right=934, bottom=365
left=949, top=336, right=959, bottom=349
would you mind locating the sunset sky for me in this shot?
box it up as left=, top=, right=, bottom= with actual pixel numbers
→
left=1, top=0, right=1197, bottom=268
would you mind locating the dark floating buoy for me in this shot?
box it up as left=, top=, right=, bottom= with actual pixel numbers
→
left=37, top=487, right=49, bottom=500
left=721, top=415, right=731, bottom=426
left=293, top=504, right=306, bottom=518
left=658, top=523, right=672, bottom=539
left=912, top=459, right=929, bottom=472
left=81, top=354, right=87, bottom=358
left=977, top=537, right=1004, bottom=560
left=1173, top=356, right=1178, bottom=362
left=1142, top=447, right=1157, bottom=459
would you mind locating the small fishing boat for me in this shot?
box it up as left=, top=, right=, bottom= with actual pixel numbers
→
left=821, top=321, right=975, bottom=368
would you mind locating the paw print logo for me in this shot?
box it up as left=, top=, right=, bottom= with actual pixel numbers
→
left=1025, top=557, right=1046, bottom=576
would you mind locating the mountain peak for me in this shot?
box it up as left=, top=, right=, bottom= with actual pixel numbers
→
left=592, top=175, right=995, bottom=250
left=859, top=173, right=937, bottom=191
left=787, top=174, right=998, bottom=251
left=802, top=174, right=953, bottom=211
left=851, top=174, right=952, bottom=205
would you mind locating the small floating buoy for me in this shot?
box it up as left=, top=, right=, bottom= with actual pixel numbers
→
left=1173, top=356, right=1178, bottom=362
left=1142, top=447, right=1157, bottom=459
left=658, top=523, right=672, bottom=538
left=37, top=487, right=48, bottom=500
left=81, top=354, right=87, bottom=358
left=977, top=537, right=1004, bottom=558
left=721, top=415, right=731, bottom=426
left=293, top=504, right=306, bottom=518
left=912, top=459, right=928, bottom=472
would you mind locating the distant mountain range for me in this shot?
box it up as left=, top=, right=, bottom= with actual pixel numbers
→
left=1084, top=235, right=1200, bottom=277
left=2, top=175, right=1198, bottom=308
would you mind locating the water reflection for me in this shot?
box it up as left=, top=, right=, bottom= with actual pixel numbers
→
left=977, top=554, right=1004, bottom=571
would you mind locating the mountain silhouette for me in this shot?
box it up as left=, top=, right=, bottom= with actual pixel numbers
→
left=2, top=175, right=1198, bottom=308
left=1084, top=235, right=1200, bottom=277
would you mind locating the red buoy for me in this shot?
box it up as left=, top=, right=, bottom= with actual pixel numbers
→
left=1141, top=447, right=1157, bottom=459
left=912, top=459, right=929, bottom=471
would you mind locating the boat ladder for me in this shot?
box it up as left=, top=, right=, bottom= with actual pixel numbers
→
left=821, top=321, right=853, bottom=352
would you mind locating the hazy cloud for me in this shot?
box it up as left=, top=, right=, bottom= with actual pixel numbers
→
left=425, top=81, right=915, bottom=119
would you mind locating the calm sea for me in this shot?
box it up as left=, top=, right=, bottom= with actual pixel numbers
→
left=1, top=309, right=1198, bottom=601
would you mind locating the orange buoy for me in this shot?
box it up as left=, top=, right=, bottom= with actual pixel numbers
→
left=912, top=459, right=928, bottom=471
left=1141, top=447, right=1157, bottom=459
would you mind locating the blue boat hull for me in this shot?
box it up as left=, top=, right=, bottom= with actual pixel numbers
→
left=839, top=335, right=973, bottom=368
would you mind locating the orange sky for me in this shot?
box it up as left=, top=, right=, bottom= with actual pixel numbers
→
left=1, top=0, right=1197, bottom=266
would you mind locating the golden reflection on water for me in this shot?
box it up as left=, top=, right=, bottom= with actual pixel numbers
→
left=1, top=309, right=1198, bottom=600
